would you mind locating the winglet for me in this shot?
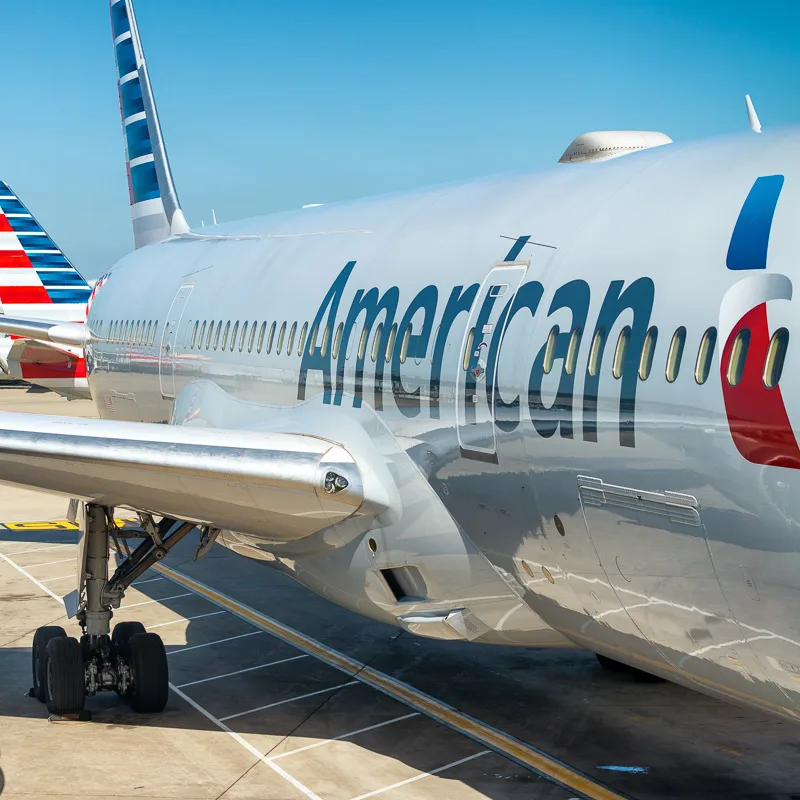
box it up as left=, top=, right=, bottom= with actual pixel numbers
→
left=745, top=94, right=762, bottom=134
left=110, top=0, right=190, bottom=248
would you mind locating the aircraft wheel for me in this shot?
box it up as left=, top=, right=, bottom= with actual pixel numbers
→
left=112, top=621, right=146, bottom=660
left=596, top=653, right=664, bottom=682
left=128, top=632, right=168, bottom=713
left=45, top=636, right=85, bottom=715
left=31, top=625, right=66, bottom=703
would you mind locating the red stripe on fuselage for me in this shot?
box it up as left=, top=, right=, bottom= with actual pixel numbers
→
left=0, top=216, right=12, bottom=233
left=19, top=358, right=86, bottom=380
left=721, top=303, right=800, bottom=469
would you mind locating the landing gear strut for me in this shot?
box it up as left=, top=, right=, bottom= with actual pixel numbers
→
left=31, top=504, right=195, bottom=716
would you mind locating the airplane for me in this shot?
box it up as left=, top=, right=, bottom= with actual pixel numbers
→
left=0, top=0, right=798, bottom=732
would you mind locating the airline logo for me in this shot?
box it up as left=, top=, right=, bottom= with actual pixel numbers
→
left=0, top=181, right=91, bottom=310
left=720, top=175, right=799, bottom=468
left=299, top=176, right=797, bottom=469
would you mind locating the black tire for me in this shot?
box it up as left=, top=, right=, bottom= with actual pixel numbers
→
left=128, top=632, right=168, bottom=713
left=112, top=621, right=146, bottom=659
left=31, top=626, right=66, bottom=702
left=45, top=636, right=85, bottom=715
left=596, top=653, right=664, bottom=682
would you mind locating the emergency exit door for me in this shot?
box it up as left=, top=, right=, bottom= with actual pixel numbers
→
left=456, top=263, right=527, bottom=459
left=159, top=283, right=194, bottom=399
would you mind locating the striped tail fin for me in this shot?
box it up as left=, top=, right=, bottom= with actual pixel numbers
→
left=110, top=0, right=189, bottom=249
left=0, top=181, right=91, bottom=319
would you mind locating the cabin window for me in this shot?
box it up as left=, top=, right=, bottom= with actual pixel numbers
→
left=191, top=321, right=199, bottom=349
left=321, top=323, right=330, bottom=357
left=666, top=326, right=686, bottom=383
left=230, top=321, right=239, bottom=352
left=371, top=323, right=384, bottom=363
left=588, top=327, right=606, bottom=377
left=123, top=321, right=129, bottom=343
left=239, top=321, right=248, bottom=352
left=639, top=326, right=658, bottom=380
left=297, top=322, right=308, bottom=356
left=764, top=328, right=789, bottom=389
left=694, top=327, right=717, bottom=385
left=304, top=323, right=316, bottom=355
left=358, top=326, right=369, bottom=361
left=385, top=323, right=397, bottom=363
left=247, top=321, right=256, bottom=353
left=613, top=326, right=631, bottom=379
left=146, top=321, right=153, bottom=346
left=400, top=324, right=412, bottom=364
left=135, top=321, right=141, bottom=344
left=726, top=329, right=750, bottom=386
left=463, top=327, right=475, bottom=371
left=332, top=323, right=344, bottom=359
left=151, top=322, right=158, bottom=347
left=266, top=322, right=276, bottom=354
left=205, top=320, right=214, bottom=350
left=276, top=322, right=286, bottom=354
left=213, top=321, right=222, bottom=351
left=286, top=322, right=296, bottom=355
left=221, top=321, right=231, bottom=351
left=198, top=321, right=206, bottom=349
left=543, top=326, right=559, bottom=375
left=256, top=321, right=266, bottom=353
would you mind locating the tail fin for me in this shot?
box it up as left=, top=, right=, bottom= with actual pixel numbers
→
left=110, top=0, right=189, bottom=249
left=0, top=181, right=91, bottom=319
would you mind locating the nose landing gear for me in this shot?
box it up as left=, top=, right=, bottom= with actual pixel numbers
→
left=30, top=504, right=194, bottom=718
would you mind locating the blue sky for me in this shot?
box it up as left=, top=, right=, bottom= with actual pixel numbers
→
left=2, top=0, right=798, bottom=278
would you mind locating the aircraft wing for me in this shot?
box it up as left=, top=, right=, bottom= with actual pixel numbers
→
left=0, top=316, right=85, bottom=347
left=0, top=411, right=391, bottom=544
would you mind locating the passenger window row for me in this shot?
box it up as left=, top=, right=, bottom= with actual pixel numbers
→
left=97, top=315, right=790, bottom=392
left=461, top=324, right=789, bottom=389
left=184, top=318, right=420, bottom=365
left=96, top=319, right=159, bottom=347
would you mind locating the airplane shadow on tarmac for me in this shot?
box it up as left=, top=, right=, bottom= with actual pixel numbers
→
left=3, top=528, right=800, bottom=800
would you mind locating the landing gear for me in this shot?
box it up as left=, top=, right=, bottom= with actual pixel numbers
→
left=596, top=653, right=665, bottom=682
left=30, top=504, right=194, bottom=717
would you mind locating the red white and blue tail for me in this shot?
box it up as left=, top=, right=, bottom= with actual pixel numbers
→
left=0, top=181, right=91, bottom=319
left=0, top=181, right=89, bottom=397
left=110, top=0, right=189, bottom=249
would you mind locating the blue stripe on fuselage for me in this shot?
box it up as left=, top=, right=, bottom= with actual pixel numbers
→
left=726, top=175, right=784, bottom=270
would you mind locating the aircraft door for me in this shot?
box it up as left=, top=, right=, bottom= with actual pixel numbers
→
left=456, top=262, right=527, bottom=460
left=159, top=283, right=194, bottom=399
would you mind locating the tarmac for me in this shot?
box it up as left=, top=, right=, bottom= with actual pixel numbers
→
left=1, top=383, right=800, bottom=800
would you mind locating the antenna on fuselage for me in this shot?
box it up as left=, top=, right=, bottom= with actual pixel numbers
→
left=212, top=209, right=218, bottom=226
left=745, top=94, right=762, bottom=134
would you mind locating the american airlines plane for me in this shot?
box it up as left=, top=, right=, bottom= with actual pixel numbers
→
left=1, top=0, right=799, bottom=729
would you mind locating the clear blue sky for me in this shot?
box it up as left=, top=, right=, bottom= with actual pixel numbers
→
left=2, top=1, right=798, bottom=278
